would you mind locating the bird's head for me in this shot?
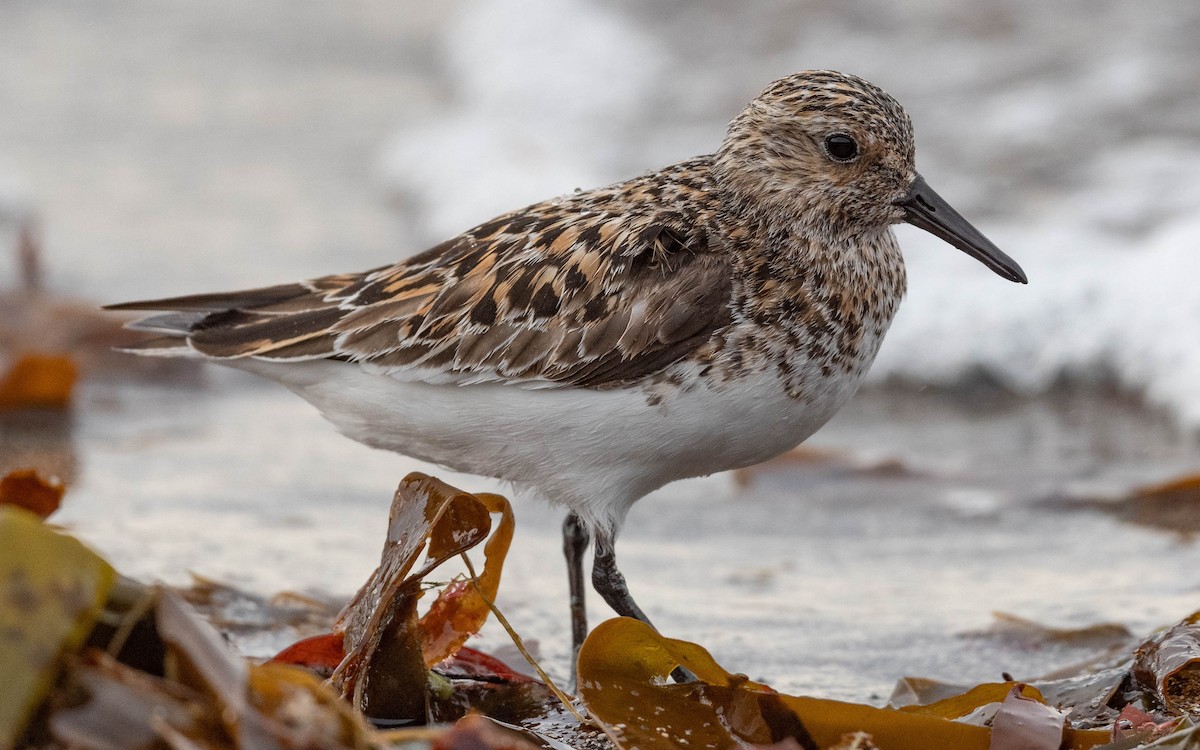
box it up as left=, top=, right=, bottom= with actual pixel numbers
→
left=716, top=70, right=1026, bottom=283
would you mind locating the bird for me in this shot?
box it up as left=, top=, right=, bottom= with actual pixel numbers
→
left=107, top=70, right=1026, bottom=674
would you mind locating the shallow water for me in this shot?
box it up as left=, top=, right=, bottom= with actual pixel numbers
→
left=13, top=374, right=1198, bottom=702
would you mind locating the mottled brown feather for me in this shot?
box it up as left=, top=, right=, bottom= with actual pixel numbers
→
left=189, top=307, right=346, bottom=358
left=115, top=156, right=735, bottom=389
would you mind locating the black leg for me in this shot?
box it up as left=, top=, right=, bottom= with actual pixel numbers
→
left=562, top=512, right=590, bottom=670
left=592, top=534, right=696, bottom=683
left=591, top=536, right=651, bottom=623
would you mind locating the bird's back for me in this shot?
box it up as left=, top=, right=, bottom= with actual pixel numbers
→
left=109, top=156, right=735, bottom=393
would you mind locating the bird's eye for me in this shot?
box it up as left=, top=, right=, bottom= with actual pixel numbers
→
left=823, top=133, right=859, bottom=163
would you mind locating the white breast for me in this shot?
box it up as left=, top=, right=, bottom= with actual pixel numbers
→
left=230, top=353, right=867, bottom=532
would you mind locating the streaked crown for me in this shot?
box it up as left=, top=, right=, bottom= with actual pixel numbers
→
left=715, top=70, right=917, bottom=230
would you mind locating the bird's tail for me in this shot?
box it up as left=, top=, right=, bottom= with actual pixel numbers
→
left=104, top=282, right=326, bottom=359
left=109, top=310, right=211, bottom=357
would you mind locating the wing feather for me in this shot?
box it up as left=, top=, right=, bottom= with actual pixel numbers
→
left=104, top=283, right=314, bottom=312
left=111, top=156, right=732, bottom=389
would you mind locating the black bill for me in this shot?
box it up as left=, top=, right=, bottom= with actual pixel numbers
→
left=898, top=174, right=1027, bottom=284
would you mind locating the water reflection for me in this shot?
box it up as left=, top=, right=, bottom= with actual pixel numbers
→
left=0, top=408, right=78, bottom=485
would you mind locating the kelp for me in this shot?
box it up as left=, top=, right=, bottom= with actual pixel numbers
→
left=330, top=473, right=518, bottom=724
left=1135, top=611, right=1200, bottom=715
left=963, top=611, right=1135, bottom=651
left=47, top=650, right=227, bottom=750
left=0, top=506, right=116, bottom=748
left=1052, top=472, right=1200, bottom=536
left=0, top=354, right=77, bottom=410
left=10, top=470, right=1200, bottom=749
left=39, top=584, right=375, bottom=750
left=0, top=469, right=64, bottom=518
left=576, top=617, right=1114, bottom=750
left=1, top=473, right=544, bottom=749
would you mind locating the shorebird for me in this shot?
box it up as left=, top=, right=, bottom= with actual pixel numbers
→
left=108, top=70, right=1025, bottom=671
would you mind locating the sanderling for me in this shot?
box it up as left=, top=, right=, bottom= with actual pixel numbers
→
left=108, top=70, right=1025, bottom=668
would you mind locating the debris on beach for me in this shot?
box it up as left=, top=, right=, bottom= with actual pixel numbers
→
left=1051, top=472, right=1200, bottom=535
left=5, top=468, right=1200, bottom=749
left=0, top=217, right=200, bottom=401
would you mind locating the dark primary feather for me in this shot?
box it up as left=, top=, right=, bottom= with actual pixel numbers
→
left=105, top=283, right=316, bottom=312
left=110, top=157, right=735, bottom=388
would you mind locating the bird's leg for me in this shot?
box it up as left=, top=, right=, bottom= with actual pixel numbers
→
left=592, top=533, right=696, bottom=683
left=591, top=535, right=652, bottom=623
left=562, top=512, right=591, bottom=670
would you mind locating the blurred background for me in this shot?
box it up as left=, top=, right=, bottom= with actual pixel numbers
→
left=4, top=0, right=1200, bottom=419
left=3, top=0, right=1200, bottom=699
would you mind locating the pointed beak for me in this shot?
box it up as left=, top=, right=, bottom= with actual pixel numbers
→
left=897, top=174, right=1027, bottom=284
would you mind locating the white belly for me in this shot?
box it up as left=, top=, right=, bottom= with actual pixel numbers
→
left=230, top=358, right=865, bottom=531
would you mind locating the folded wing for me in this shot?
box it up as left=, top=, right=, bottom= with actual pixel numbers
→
left=109, top=161, right=733, bottom=389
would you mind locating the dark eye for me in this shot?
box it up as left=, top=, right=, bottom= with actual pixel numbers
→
left=823, top=133, right=859, bottom=163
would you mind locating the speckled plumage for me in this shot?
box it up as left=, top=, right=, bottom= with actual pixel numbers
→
left=110, top=71, right=1023, bottom=639
left=116, top=72, right=915, bottom=403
